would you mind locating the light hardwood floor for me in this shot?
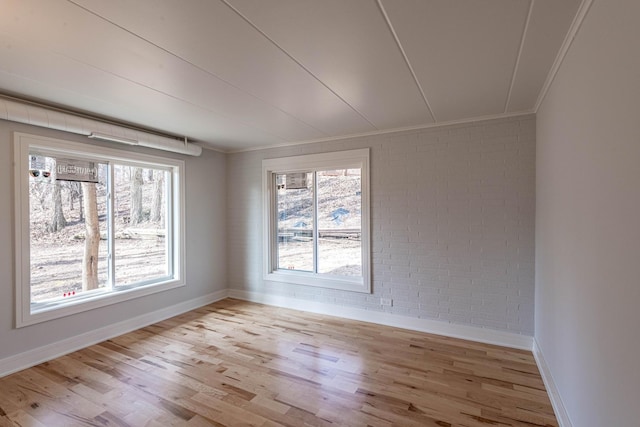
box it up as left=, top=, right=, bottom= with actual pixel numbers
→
left=0, top=299, right=557, bottom=427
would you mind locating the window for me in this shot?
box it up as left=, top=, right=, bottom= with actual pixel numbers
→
left=14, top=133, right=185, bottom=327
left=263, top=149, right=370, bottom=293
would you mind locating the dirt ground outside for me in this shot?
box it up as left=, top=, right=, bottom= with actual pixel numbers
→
left=30, top=232, right=167, bottom=303
left=277, top=237, right=362, bottom=276
left=27, top=167, right=363, bottom=303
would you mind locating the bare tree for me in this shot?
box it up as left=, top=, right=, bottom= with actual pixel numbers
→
left=130, top=167, right=144, bottom=225
left=67, top=181, right=83, bottom=220
left=82, top=182, right=100, bottom=290
left=30, top=180, right=48, bottom=213
left=48, top=165, right=67, bottom=232
left=151, top=170, right=164, bottom=223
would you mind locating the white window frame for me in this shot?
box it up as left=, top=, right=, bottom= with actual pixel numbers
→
left=262, top=149, right=371, bottom=293
left=14, top=132, right=186, bottom=327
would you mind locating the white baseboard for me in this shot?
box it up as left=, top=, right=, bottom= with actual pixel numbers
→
left=228, top=289, right=533, bottom=350
left=0, top=289, right=229, bottom=378
left=533, top=339, right=573, bottom=427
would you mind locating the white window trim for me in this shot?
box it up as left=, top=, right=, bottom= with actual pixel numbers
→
left=14, top=132, right=186, bottom=327
left=262, top=148, right=371, bottom=293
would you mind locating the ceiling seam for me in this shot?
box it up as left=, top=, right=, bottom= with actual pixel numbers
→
left=29, top=38, right=289, bottom=145
left=219, top=0, right=379, bottom=131
left=504, top=0, right=534, bottom=113
left=376, top=0, right=437, bottom=123
left=64, top=0, right=329, bottom=142
left=534, top=0, right=594, bottom=112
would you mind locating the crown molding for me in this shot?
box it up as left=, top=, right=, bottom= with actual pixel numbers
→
left=227, top=110, right=535, bottom=154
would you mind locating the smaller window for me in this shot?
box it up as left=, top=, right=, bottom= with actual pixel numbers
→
left=263, top=149, right=370, bottom=293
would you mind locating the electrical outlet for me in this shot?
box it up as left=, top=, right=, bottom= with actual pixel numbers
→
left=380, top=298, right=393, bottom=307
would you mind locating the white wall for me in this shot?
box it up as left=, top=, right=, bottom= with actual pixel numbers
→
left=0, top=120, right=227, bottom=362
left=536, top=1, right=640, bottom=425
left=228, top=115, right=536, bottom=335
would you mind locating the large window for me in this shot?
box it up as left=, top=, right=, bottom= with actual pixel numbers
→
left=14, top=133, right=185, bottom=327
left=263, top=149, right=370, bottom=293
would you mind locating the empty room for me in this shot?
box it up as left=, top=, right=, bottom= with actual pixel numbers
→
left=0, top=1, right=638, bottom=426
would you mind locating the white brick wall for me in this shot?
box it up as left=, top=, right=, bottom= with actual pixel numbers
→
left=227, top=114, right=535, bottom=334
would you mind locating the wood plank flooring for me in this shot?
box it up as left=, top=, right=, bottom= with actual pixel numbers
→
left=0, top=299, right=558, bottom=426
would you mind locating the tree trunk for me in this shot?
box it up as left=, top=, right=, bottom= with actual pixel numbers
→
left=130, top=167, right=144, bottom=225
left=49, top=167, right=67, bottom=232
left=82, top=182, right=100, bottom=291
left=151, top=170, right=164, bottom=223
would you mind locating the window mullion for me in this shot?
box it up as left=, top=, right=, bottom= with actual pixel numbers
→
left=312, top=171, right=318, bottom=274
left=271, top=173, right=278, bottom=272
left=166, top=172, right=173, bottom=277
left=163, top=171, right=170, bottom=276
left=107, top=163, right=115, bottom=289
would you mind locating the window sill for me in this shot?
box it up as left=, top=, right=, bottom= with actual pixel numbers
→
left=18, top=279, right=185, bottom=328
left=264, top=270, right=370, bottom=293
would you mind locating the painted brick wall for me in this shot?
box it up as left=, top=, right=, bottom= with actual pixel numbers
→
left=227, top=114, right=535, bottom=334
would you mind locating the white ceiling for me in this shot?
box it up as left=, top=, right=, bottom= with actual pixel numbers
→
left=0, top=0, right=582, bottom=152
